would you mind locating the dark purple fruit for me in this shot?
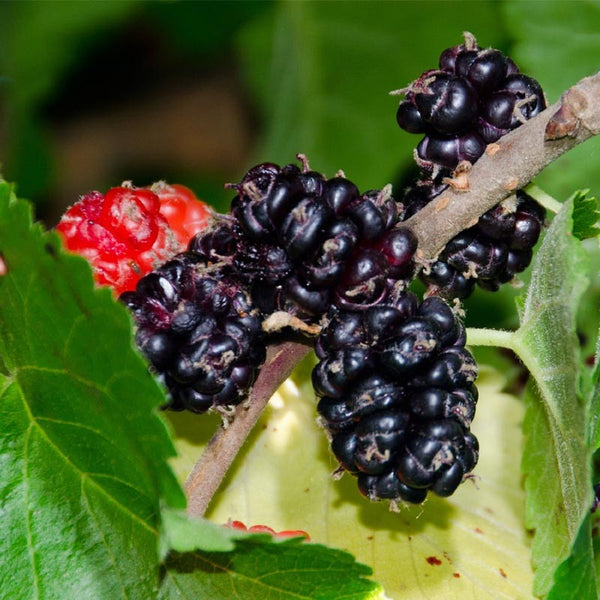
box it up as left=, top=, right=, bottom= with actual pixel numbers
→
left=281, top=276, right=330, bottom=317
left=417, top=131, right=486, bottom=171
left=506, top=248, right=533, bottom=275
left=354, top=411, right=410, bottom=475
left=511, top=211, right=542, bottom=250
left=121, top=260, right=266, bottom=414
left=414, top=73, right=478, bottom=134
left=314, top=295, right=478, bottom=503
left=418, top=296, right=461, bottom=346
left=304, top=219, right=359, bottom=288
left=335, top=248, right=389, bottom=309
left=375, top=228, right=418, bottom=278
left=358, top=471, right=428, bottom=503
left=279, top=198, right=333, bottom=260
left=265, top=177, right=304, bottom=225
left=379, top=318, right=440, bottom=374
left=331, top=431, right=360, bottom=474
left=477, top=203, right=517, bottom=240
left=223, top=157, right=413, bottom=327
left=455, top=48, right=508, bottom=94
left=396, top=100, right=427, bottom=134
left=421, top=261, right=476, bottom=300
left=325, top=177, right=360, bottom=215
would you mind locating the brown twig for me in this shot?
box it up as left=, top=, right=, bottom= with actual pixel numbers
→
left=185, top=340, right=312, bottom=517
left=405, top=71, right=600, bottom=262
left=184, top=70, right=600, bottom=517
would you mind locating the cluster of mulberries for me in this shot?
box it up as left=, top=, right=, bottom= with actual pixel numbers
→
left=402, top=183, right=545, bottom=299
left=394, top=35, right=547, bottom=301
left=395, top=34, right=546, bottom=174
left=188, top=159, right=418, bottom=322
left=313, top=293, right=479, bottom=503
left=55, top=34, right=554, bottom=508
left=120, top=255, right=265, bottom=413
left=121, top=158, right=418, bottom=414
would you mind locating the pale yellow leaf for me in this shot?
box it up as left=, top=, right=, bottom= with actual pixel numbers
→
left=167, top=363, right=534, bottom=600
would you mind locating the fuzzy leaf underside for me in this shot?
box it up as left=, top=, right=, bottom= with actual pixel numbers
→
left=0, top=183, right=185, bottom=599
left=593, top=353, right=600, bottom=453
left=514, top=197, right=593, bottom=597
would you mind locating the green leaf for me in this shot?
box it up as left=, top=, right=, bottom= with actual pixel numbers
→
left=595, top=514, right=600, bottom=592
left=573, top=239, right=600, bottom=428
left=0, top=183, right=185, bottom=599
left=572, top=190, right=600, bottom=241
left=160, top=509, right=237, bottom=554
left=589, top=253, right=600, bottom=448
left=159, top=508, right=383, bottom=598
left=160, top=508, right=312, bottom=556
left=592, top=356, right=600, bottom=450
left=169, top=364, right=536, bottom=599
left=547, top=514, right=598, bottom=600
left=160, top=539, right=381, bottom=600
left=504, top=0, right=600, bottom=202
left=513, top=197, right=593, bottom=596
left=237, top=1, right=507, bottom=189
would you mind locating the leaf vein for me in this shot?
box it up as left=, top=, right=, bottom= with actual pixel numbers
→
left=17, top=382, right=157, bottom=536
left=81, top=477, right=131, bottom=600
left=24, top=423, right=40, bottom=600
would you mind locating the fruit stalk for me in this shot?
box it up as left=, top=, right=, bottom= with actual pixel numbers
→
left=185, top=340, right=312, bottom=517
left=405, top=70, right=600, bottom=262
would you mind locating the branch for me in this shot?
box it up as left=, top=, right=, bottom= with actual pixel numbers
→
left=405, top=71, right=600, bottom=262
left=183, top=70, right=600, bottom=518
left=185, top=340, right=312, bottom=517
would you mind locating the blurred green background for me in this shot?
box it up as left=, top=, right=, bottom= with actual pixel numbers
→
left=0, top=0, right=598, bottom=336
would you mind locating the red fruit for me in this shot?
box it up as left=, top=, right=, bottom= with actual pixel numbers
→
left=151, top=182, right=213, bottom=247
left=227, top=520, right=248, bottom=531
left=101, top=187, right=160, bottom=251
left=274, top=529, right=312, bottom=540
left=247, top=524, right=277, bottom=535
left=57, top=183, right=211, bottom=296
left=225, top=519, right=310, bottom=541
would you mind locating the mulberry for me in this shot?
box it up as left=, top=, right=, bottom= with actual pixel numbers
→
left=314, top=293, right=479, bottom=503
left=121, top=254, right=266, bottom=413
left=189, top=158, right=418, bottom=323
left=395, top=34, right=546, bottom=174
left=403, top=183, right=545, bottom=300
left=57, top=183, right=211, bottom=295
